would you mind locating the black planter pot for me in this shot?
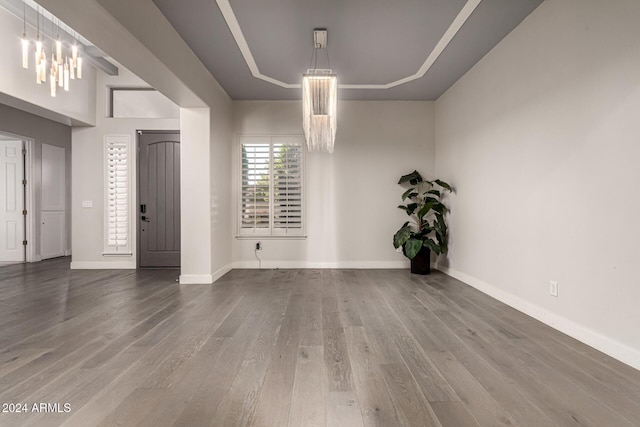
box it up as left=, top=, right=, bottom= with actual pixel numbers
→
left=410, top=246, right=431, bottom=275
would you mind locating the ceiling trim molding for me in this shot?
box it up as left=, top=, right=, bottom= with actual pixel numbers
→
left=216, top=0, right=482, bottom=90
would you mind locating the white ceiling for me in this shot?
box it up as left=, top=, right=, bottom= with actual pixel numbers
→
left=153, top=0, right=544, bottom=101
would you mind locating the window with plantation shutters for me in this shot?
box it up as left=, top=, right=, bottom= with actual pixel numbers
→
left=104, top=135, right=131, bottom=254
left=241, top=143, right=270, bottom=230
left=239, top=136, right=304, bottom=236
left=273, top=142, right=303, bottom=230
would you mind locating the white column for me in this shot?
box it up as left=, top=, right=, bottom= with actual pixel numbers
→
left=179, top=107, right=212, bottom=284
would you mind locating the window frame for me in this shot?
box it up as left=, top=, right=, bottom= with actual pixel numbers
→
left=103, top=134, right=132, bottom=255
left=237, top=135, right=306, bottom=238
left=109, top=87, right=179, bottom=119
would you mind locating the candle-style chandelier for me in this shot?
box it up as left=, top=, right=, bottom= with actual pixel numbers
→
left=19, top=1, right=82, bottom=97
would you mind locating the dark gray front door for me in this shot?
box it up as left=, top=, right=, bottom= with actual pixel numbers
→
left=138, top=131, right=180, bottom=268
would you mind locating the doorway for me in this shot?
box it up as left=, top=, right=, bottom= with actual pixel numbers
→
left=0, top=138, right=25, bottom=263
left=40, top=143, right=66, bottom=260
left=137, top=130, right=181, bottom=268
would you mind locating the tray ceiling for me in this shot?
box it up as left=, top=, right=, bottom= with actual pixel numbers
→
left=153, top=0, right=543, bottom=100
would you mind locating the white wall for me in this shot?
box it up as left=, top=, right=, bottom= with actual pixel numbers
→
left=0, top=7, right=96, bottom=126
left=435, top=0, right=640, bottom=369
left=232, top=101, right=434, bottom=268
left=40, top=0, right=233, bottom=282
left=0, top=103, right=72, bottom=260
left=210, top=104, right=233, bottom=280
left=71, top=67, right=179, bottom=269
left=178, top=107, right=211, bottom=281
left=0, top=4, right=98, bottom=261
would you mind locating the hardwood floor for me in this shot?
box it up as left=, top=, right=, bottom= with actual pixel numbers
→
left=0, top=258, right=639, bottom=426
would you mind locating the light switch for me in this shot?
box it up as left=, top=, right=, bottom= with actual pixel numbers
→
left=82, top=200, right=93, bottom=208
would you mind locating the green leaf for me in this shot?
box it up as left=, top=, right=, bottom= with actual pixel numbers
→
left=423, top=196, right=440, bottom=205
left=397, top=204, right=417, bottom=215
left=434, top=179, right=453, bottom=192
left=404, top=238, right=423, bottom=259
left=440, top=239, right=448, bottom=253
left=401, top=188, right=418, bottom=201
left=423, top=238, right=441, bottom=255
left=433, top=216, right=447, bottom=236
left=430, top=203, right=445, bottom=215
left=393, top=224, right=411, bottom=249
left=398, top=170, right=423, bottom=185
left=427, top=189, right=441, bottom=198
left=399, top=203, right=418, bottom=215
left=417, top=202, right=435, bottom=219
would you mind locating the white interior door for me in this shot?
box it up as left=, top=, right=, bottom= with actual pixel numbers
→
left=0, top=140, right=24, bottom=262
left=41, top=143, right=65, bottom=259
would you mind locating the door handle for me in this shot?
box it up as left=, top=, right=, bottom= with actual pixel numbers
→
left=141, top=216, right=150, bottom=222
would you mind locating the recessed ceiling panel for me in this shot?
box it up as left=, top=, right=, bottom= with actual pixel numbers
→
left=153, top=0, right=544, bottom=100
left=230, top=0, right=468, bottom=85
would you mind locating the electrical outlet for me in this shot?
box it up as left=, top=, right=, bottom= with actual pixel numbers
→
left=255, top=241, right=262, bottom=251
left=549, top=280, right=558, bottom=297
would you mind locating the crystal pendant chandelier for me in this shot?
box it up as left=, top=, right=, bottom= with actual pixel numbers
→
left=302, top=29, right=337, bottom=153
left=19, top=1, right=83, bottom=98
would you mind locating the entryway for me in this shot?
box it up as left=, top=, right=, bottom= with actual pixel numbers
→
left=40, top=143, right=66, bottom=260
left=137, top=130, right=181, bottom=268
left=0, top=137, right=25, bottom=263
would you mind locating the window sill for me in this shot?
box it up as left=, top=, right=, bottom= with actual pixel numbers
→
left=235, top=235, right=307, bottom=240
left=102, top=252, right=133, bottom=257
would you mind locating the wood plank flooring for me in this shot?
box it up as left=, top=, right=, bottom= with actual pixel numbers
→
left=0, top=258, right=639, bottom=426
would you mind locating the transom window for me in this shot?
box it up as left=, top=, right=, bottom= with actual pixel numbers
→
left=239, top=136, right=304, bottom=236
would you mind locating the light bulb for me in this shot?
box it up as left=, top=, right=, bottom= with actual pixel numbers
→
left=51, top=54, right=57, bottom=82
left=50, top=66, right=56, bottom=97
left=71, top=44, right=78, bottom=67
left=39, top=51, right=47, bottom=83
left=56, top=39, right=62, bottom=64
left=35, top=38, right=42, bottom=67
left=21, top=36, right=29, bottom=69
left=58, top=62, right=63, bottom=87
left=64, top=60, right=69, bottom=91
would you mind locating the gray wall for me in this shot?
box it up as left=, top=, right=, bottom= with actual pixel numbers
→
left=0, top=103, right=72, bottom=259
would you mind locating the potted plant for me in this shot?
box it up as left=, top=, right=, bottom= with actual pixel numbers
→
left=393, top=170, right=452, bottom=274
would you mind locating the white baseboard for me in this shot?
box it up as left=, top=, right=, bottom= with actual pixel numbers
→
left=232, top=260, right=409, bottom=269
left=179, top=274, right=214, bottom=285
left=179, top=264, right=233, bottom=284
left=435, top=263, right=640, bottom=371
left=211, top=264, right=233, bottom=283
left=70, top=261, right=136, bottom=269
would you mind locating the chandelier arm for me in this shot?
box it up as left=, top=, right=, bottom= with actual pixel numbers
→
left=308, top=46, right=315, bottom=70
left=325, top=46, right=330, bottom=69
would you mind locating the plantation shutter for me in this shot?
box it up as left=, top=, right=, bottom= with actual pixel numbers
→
left=239, top=136, right=304, bottom=236
left=104, top=135, right=130, bottom=253
left=241, top=143, right=271, bottom=231
left=273, top=142, right=303, bottom=232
